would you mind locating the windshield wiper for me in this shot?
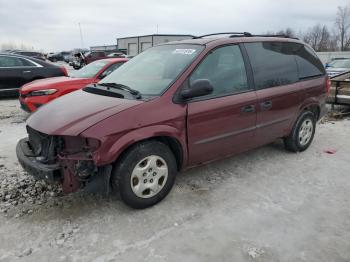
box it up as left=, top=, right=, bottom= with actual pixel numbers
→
left=97, top=83, right=142, bottom=99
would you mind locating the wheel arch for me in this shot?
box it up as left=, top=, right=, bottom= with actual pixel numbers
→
left=118, top=136, right=184, bottom=171
left=102, top=125, right=187, bottom=171
left=298, top=98, right=321, bottom=120
left=286, top=100, right=321, bottom=137
left=302, top=104, right=320, bottom=120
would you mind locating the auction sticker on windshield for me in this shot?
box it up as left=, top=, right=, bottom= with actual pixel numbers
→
left=172, top=49, right=197, bottom=55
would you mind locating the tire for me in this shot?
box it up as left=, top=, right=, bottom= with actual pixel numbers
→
left=111, top=140, right=177, bottom=209
left=284, top=111, right=316, bottom=152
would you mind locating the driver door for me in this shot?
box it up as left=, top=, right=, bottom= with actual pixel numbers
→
left=186, top=45, right=258, bottom=165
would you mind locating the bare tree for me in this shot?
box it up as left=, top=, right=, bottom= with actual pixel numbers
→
left=303, top=24, right=322, bottom=50
left=275, top=28, right=297, bottom=38
left=302, top=24, right=333, bottom=51
left=318, top=26, right=332, bottom=51
left=335, top=5, right=350, bottom=51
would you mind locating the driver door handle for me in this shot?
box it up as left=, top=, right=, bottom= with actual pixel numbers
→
left=23, top=70, right=31, bottom=74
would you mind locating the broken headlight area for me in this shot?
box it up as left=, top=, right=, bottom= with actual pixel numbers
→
left=23, top=126, right=109, bottom=194
left=59, top=135, right=101, bottom=158
left=26, top=125, right=63, bottom=165
left=26, top=126, right=100, bottom=165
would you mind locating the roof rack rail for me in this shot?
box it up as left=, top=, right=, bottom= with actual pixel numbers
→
left=193, top=32, right=299, bottom=40
left=193, top=32, right=252, bottom=39
left=251, top=34, right=299, bottom=40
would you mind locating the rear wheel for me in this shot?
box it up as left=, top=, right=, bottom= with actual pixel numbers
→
left=284, top=111, right=316, bottom=152
left=111, top=141, right=177, bottom=209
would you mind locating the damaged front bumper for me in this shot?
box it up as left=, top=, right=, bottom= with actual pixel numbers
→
left=16, top=138, right=61, bottom=181
left=16, top=137, right=112, bottom=195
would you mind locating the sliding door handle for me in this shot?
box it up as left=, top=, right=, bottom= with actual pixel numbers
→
left=241, top=105, right=255, bottom=113
left=260, top=101, right=272, bottom=111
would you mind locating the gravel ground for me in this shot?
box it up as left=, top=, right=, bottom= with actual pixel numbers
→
left=0, top=98, right=349, bottom=262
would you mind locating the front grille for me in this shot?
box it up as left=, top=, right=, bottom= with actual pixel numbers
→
left=26, top=126, right=60, bottom=164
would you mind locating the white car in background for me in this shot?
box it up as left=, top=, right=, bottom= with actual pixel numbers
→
left=326, top=59, right=350, bottom=78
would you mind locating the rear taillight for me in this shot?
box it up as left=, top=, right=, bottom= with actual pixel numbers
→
left=60, top=66, right=68, bottom=76
left=325, top=77, right=331, bottom=96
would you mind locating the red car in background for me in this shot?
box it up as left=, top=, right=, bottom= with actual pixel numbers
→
left=19, top=58, right=127, bottom=112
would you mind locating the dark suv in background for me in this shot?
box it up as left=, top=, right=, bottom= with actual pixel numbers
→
left=17, top=33, right=328, bottom=208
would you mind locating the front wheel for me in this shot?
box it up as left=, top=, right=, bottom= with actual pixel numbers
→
left=111, top=141, right=177, bottom=209
left=284, top=111, right=316, bottom=152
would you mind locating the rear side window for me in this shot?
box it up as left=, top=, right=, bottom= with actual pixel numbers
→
left=245, top=42, right=298, bottom=89
left=20, top=58, right=37, bottom=67
left=294, top=45, right=325, bottom=79
left=0, top=56, right=24, bottom=67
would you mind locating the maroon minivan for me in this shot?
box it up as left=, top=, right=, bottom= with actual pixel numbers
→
left=16, top=33, right=329, bottom=208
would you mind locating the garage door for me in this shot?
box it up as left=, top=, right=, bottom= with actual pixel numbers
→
left=141, top=42, right=152, bottom=52
left=128, top=43, right=138, bottom=56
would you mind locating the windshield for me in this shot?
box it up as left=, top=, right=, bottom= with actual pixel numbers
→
left=99, top=44, right=204, bottom=95
left=70, top=60, right=109, bottom=78
left=328, top=59, right=350, bottom=68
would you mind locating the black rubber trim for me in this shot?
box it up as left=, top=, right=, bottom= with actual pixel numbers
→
left=16, top=138, right=61, bottom=181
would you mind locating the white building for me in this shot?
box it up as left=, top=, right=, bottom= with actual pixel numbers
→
left=90, top=45, right=118, bottom=52
left=117, top=34, right=194, bottom=56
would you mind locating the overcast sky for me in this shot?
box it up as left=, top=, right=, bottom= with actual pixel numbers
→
left=0, top=0, right=349, bottom=52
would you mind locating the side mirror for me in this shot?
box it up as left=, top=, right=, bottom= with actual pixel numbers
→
left=180, top=79, right=213, bottom=99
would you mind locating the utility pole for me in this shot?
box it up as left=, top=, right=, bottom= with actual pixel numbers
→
left=156, top=24, right=159, bottom=34
left=78, top=22, right=84, bottom=49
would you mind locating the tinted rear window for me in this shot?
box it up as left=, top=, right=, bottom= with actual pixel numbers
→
left=245, top=42, right=299, bottom=89
left=294, top=45, right=326, bottom=78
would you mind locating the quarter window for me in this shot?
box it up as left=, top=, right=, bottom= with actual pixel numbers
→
left=20, top=58, right=36, bottom=67
left=294, top=45, right=325, bottom=79
left=245, top=42, right=298, bottom=89
left=190, top=45, right=249, bottom=97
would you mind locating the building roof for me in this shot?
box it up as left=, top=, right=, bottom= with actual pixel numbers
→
left=117, top=34, right=194, bottom=40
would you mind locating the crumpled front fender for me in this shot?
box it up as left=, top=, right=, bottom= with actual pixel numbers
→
left=93, top=124, right=187, bottom=168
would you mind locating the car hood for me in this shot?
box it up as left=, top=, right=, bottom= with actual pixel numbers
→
left=21, top=76, right=93, bottom=94
left=326, top=67, right=350, bottom=72
left=27, top=89, right=143, bottom=136
left=326, top=68, right=350, bottom=78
